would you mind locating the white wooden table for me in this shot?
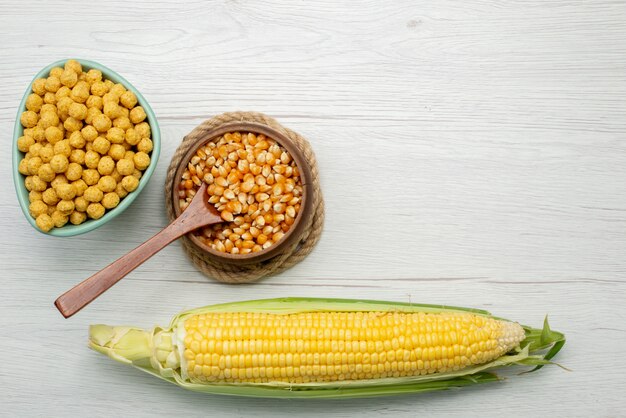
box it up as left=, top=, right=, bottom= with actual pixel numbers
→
left=1, top=1, right=625, bottom=416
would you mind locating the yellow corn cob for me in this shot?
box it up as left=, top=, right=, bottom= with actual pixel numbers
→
left=180, top=311, right=524, bottom=384
left=89, top=298, right=564, bottom=398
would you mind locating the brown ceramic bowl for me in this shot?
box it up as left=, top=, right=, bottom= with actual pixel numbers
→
left=171, top=121, right=313, bottom=264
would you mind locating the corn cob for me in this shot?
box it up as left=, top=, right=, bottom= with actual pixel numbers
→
left=89, top=298, right=565, bottom=398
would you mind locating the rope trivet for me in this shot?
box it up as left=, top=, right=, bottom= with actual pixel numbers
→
left=165, top=111, right=324, bottom=283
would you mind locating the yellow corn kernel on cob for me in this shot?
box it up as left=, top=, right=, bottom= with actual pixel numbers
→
left=89, top=298, right=565, bottom=398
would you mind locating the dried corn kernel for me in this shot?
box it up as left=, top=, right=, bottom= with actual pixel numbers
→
left=179, top=131, right=303, bottom=255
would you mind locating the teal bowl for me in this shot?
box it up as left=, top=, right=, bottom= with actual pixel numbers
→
left=12, top=59, right=161, bottom=236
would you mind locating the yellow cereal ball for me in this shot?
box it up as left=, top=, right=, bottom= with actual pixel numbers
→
left=65, top=162, right=83, bottom=181
left=109, top=83, right=125, bottom=96
left=43, top=127, right=62, bottom=145
left=102, top=92, right=119, bottom=105
left=102, top=192, right=120, bottom=209
left=70, top=210, right=87, bottom=225
left=115, top=182, right=128, bottom=199
left=32, top=78, right=46, bottom=95
left=97, top=156, right=115, bottom=175
left=121, top=175, right=139, bottom=192
left=20, top=111, right=39, bottom=128
left=85, top=107, right=102, bottom=125
left=68, top=102, right=88, bottom=120
left=37, top=146, right=52, bottom=164
left=116, top=158, right=135, bottom=176
left=38, top=163, right=55, bottom=182
left=18, top=158, right=30, bottom=175
left=92, top=136, right=111, bottom=154
left=25, top=94, right=43, bottom=112
left=123, top=142, right=132, bottom=151
left=63, top=116, right=83, bottom=132
left=64, top=60, right=82, bottom=74
left=103, top=101, right=122, bottom=120
left=108, top=144, right=126, bottom=161
left=47, top=205, right=55, bottom=216
left=91, top=81, right=109, bottom=97
left=133, top=152, right=151, bottom=170
left=29, top=142, right=43, bottom=157
left=113, top=116, right=131, bottom=131
left=60, top=69, right=78, bottom=88
left=70, top=81, right=90, bottom=103
left=82, top=169, right=100, bottom=186
left=85, top=69, right=102, bottom=84
left=50, top=174, right=68, bottom=188
left=32, top=176, right=48, bottom=191
left=103, top=79, right=114, bottom=89
left=42, top=188, right=59, bottom=205
left=123, top=150, right=135, bottom=160
left=50, top=154, right=69, bottom=173
left=27, top=156, right=43, bottom=175
left=53, top=140, right=72, bottom=157
left=78, top=126, right=96, bottom=143
left=35, top=213, right=54, bottom=232
left=49, top=67, right=63, bottom=78
left=74, top=196, right=89, bottom=212
left=29, top=200, right=48, bottom=217
left=124, top=127, right=140, bottom=146
left=118, top=106, right=129, bottom=119
left=23, top=128, right=34, bottom=139
left=39, top=111, right=59, bottom=129
left=40, top=103, right=56, bottom=114
left=109, top=169, right=122, bottom=183
left=97, top=175, right=117, bottom=193
left=17, top=135, right=35, bottom=153
left=129, top=106, right=146, bottom=124
left=29, top=190, right=43, bottom=203
left=137, top=138, right=153, bottom=154
left=106, top=127, right=125, bottom=144
left=93, top=114, right=112, bottom=133
left=43, top=92, right=57, bottom=105
left=86, top=203, right=105, bottom=219
left=72, top=179, right=88, bottom=197
left=24, top=176, right=34, bottom=191
left=67, top=132, right=84, bottom=149
left=51, top=210, right=69, bottom=228
left=56, top=96, right=73, bottom=115
left=36, top=149, right=52, bottom=167
left=55, top=182, right=77, bottom=200
left=86, top=95, right=103, bottom=110
left=118, top=90, right=137, bottom=108
left=44, top=76, right=61, bottom=93
left=70, top=149, right=86, bottom=165
left=31, top=126, right=45, bottom=142
left=84, top=186, right=103, bottom=203
left=84, top=151, right=101, bottom=169
left=55, top=86, right=71, bottom=100
left=90, top=81, right=108, bottom=96
left=57, top=199, right=75, bottom=215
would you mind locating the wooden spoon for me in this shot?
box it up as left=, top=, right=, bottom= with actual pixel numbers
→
left=54, top=182, right=222, bottom=318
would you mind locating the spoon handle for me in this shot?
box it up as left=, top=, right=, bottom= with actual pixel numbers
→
left=55, top=215, right=199, bottom=318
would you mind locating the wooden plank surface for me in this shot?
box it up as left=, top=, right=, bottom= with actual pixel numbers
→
left=1, top=0, right=625, bottom=416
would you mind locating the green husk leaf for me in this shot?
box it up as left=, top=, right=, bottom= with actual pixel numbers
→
left=89, top=297, right=566, bottom=399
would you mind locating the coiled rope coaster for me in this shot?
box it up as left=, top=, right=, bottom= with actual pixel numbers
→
left=165, top=111, right=324, bottom=283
